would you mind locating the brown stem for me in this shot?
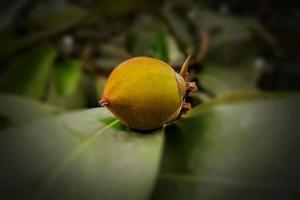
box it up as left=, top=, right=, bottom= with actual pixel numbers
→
left=194, top=30, right=210, bottom=64
left=172, top=29, right=212, bottom=71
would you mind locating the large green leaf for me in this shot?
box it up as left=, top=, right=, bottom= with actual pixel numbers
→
left=0, top=94, right=57, bottom=129
left=0, top=108, right=164, bottom=200
left=0, top=47, right=56, bottom=99
left=152, top=93, right=300, bottom=200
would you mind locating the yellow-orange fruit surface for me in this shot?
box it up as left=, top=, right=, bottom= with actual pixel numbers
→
left=101, top=57, right=185, bottom=131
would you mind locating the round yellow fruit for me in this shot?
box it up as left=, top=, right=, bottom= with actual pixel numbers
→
left=100, top=57, right=186, bottom=131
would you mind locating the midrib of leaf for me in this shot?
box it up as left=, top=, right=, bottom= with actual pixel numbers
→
left=158, top=172, right=300, bottom=192
left=32, top=119, right=119, bottom=199
left=187, top=92, right=295, bottom=117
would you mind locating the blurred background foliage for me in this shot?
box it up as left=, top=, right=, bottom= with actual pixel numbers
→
left=0, top=0, right=300, bottom=199
left=1, top=0, right=299, bottom=114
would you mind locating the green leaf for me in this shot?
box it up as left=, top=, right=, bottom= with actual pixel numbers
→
left=47, top=67, right=89, bottom=110
left=96, top=0, right=139, bottom=17
left=0, top=94, right=57, bottom=129
left=152, top=93, right=300, bottom=199
left=127, top=15, right=182, bottom=63
left=198, top=61, right=258, bottom=96
left=0, top=1, right=87, bottom=58
left=0, top=108, right=164, bottom=200
left=52, top=59, right=81, bottom=96
left=189, top=9, right=275, bottom=63
left=189, top=9, right=276, bottom=95
left=27, top=1, right=87, bottom=30
left=0, top=0, right=28, bottom=30
left=149, top=25, right=170, bottom=62
left=0, top=47, right=56, bottom=99
left=160, top=10, right=194, bottom=56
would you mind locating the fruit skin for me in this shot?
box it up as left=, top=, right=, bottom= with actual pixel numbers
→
left=100, top=57, right=184, bottom=131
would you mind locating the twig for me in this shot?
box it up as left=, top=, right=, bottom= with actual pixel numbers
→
left=194, top=30, right=210, bottom=64
left=172, top=29, right=212, bottom=70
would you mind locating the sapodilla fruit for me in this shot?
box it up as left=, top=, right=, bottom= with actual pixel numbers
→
left=99, top=56, right=197, bottom=131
